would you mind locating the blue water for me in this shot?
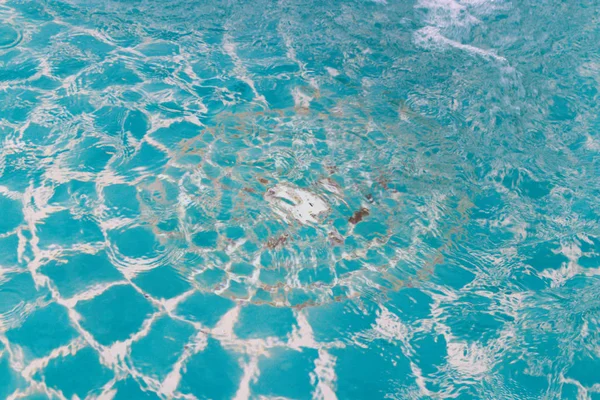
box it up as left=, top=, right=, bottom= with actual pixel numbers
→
left=0, top=0, right=598, bottom=398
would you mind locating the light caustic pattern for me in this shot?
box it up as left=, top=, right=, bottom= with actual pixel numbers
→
left=0, top=0, right=600, bottom=398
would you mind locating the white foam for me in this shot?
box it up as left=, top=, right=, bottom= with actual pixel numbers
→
left=292, top=87, right=313, bottom=109
left=414, top=26, right=506, bottom=62
left=416, top=0, right=479, bottom=28
left=265, top=184, right=329, bottom=225
left=373, top=307, right=409, bottom=342
left=447, top=341, right=490, bottom=376
left=325, top=67, right=340, bottom=77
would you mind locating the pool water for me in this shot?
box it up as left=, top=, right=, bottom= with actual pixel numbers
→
left=0, top=0, right=599, bottom=398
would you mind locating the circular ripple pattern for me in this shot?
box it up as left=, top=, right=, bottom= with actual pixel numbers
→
left=0, top=0, right=599, bottom=399
left=0, top=23, right=20, bottom=49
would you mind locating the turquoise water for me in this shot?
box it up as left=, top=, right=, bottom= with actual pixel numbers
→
left=0, top=0, right=599, bottom=398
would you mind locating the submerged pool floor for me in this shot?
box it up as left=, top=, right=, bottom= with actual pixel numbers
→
left=0, top=0, right=599, bottom=398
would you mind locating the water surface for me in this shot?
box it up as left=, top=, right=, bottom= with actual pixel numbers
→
left=0, top=0, right=599, bottom=398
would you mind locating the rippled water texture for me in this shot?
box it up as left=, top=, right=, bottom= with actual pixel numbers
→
left=0, top=0, right=599, bottom=398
